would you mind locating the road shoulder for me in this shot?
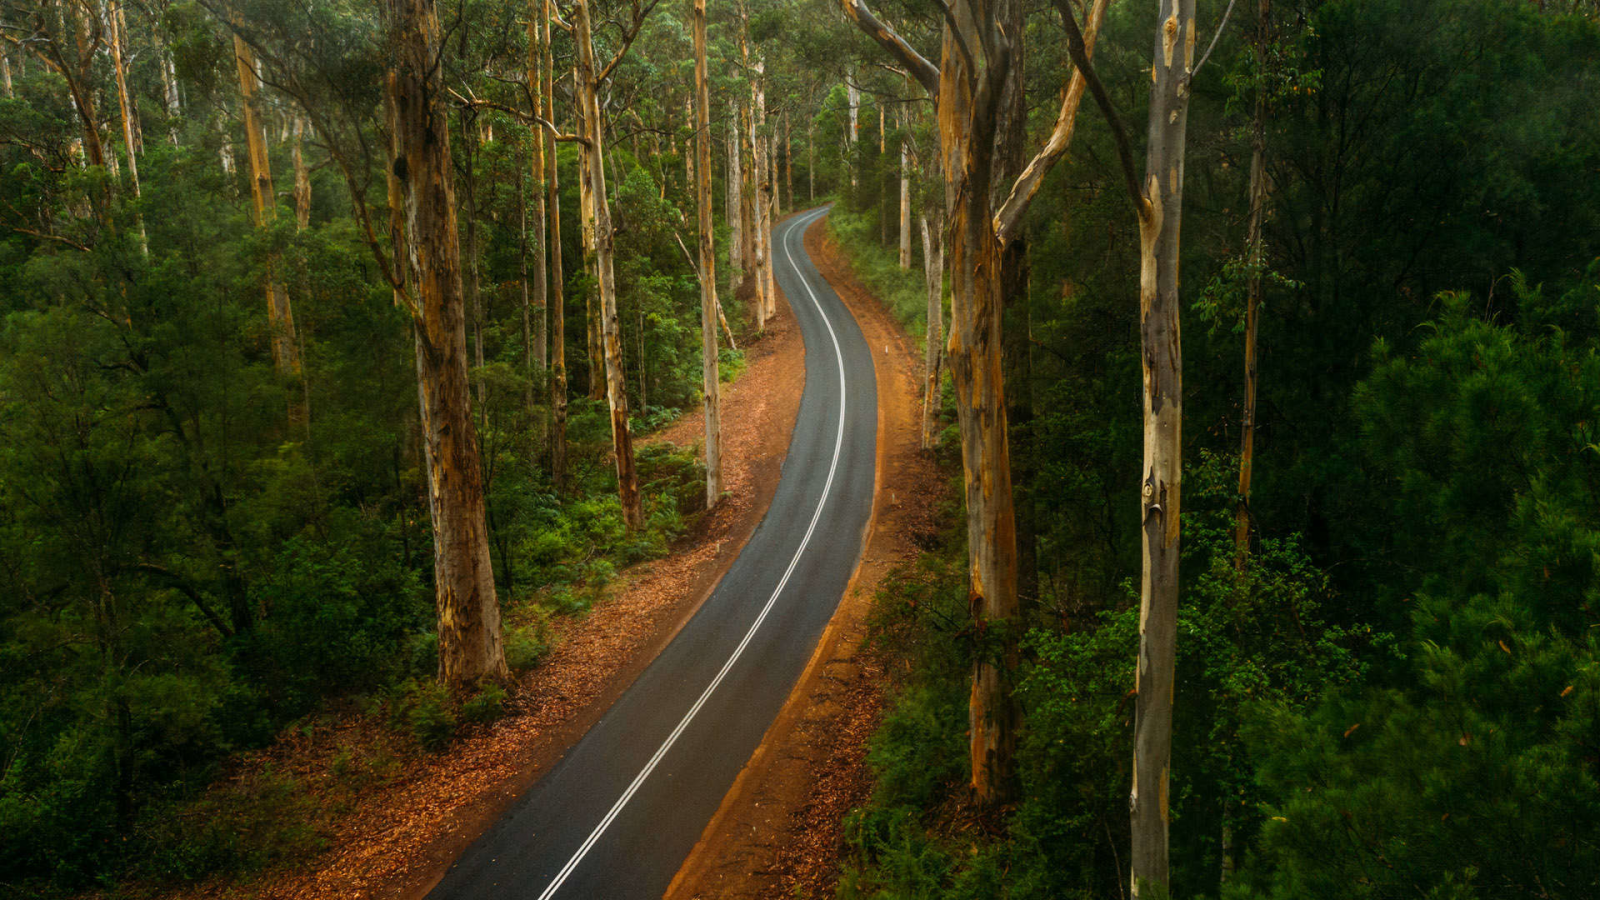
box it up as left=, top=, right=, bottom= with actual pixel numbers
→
left=664, top=213, right=946, bottom=900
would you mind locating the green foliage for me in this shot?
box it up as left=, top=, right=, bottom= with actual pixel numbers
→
left=826, top=208, right=930, bottom=337
left=1228, top=276, right=1600, bottom=899
left=461, top=684, right=509, bottom=725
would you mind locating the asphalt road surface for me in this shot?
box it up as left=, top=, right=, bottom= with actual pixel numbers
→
left=427, top=205, right=878, bottom=900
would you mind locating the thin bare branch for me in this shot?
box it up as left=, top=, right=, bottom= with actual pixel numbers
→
left=1053, top=0, right=1147, bottom=215
left=837, top=0, right=939, bottom=100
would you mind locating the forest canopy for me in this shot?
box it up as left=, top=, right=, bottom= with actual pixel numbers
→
left=1, top=0, right=1598, bottom=896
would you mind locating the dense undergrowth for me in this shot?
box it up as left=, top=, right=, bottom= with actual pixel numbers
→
left=823, top=2, right=1600, bottom=886
left=0, top=130, right=726, bottom=890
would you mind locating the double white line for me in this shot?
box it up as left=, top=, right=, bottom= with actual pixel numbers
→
left=536, top=207, right=846, bottom=900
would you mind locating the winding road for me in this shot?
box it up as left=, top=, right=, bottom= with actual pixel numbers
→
left=426, top=206, right=878, bottom=900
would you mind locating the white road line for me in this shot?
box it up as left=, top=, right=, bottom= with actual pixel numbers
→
left=536, top=207, right=844, bottom=900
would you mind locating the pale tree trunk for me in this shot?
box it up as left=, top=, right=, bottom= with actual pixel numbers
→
left=107, top=0, right=147, bottom=255
left=575, top=56, right=602, bottom=401
left=1052, top=0, right=1200, bottom=889
left=573, top=0, right=644, bottom=531
left=846, top=75, right=859, bottom=188
left=727, top=97, right=743, bottom=294
left=234, top=30, right=306, bottom=431
left=114, top=2, right=141, bottom=152
left=738, top=101, right=760, bottom=328
left=808, top=124, right=814, bottom=201
left=520, top=144, right=534, bottom=412
left=161, top=45, right=181, bottom=144
left=920, top=211, right=944, bottom=448
left=529, top=41, right=549, bottom=379
left=217, top=112, right=236, bottom=176
left=387, top=0, right=506, bottom=686
left=684, top=97, right=694, bottom=190
left=544, top=0, right=568, bottom=493
left=693, top=0, right=723, bottom=508
left=899, top=108, right=911, bottom=269
left=844, top=0, right=1109, bottom=808
left=460, top=107, right=486, bottom=407
left=292, top=116, right=311, bottom=229
left=1, top=41, right=12, bottom=98
left=783, top=109, right=792, bottom=211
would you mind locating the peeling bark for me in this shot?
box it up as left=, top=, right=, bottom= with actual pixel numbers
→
left=693, top=0, right=723, bottom=509
left=292, top=116, right=311, bottom=229
left=573, top=0, right=643, bottom=531
left=234, top=29, right=306, bottom=431
left=1128, top=0, right=1195, bottom=893
left=544, top=0, right=568, bottom=494
left=920, top=211, right=944, bottom=449
left=387, top=0, right=506, bottom=686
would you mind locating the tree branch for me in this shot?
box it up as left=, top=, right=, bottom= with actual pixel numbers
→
left=595, top=0, right=661, bottom=85
left=135, top=563, right=234, bottom=638
left=838, top=0, right=940, bottom=101
left=446, top=90, right=588, bottom=144
left=1188, top=0, right=1238, bottom=86
left=994, top=0, right=1111, bottom=246
left=1053, top=0, right=1147, bottom=215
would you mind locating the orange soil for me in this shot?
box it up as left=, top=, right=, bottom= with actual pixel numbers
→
left=125, top=252, right=809, bottom=900
left=664, top=215, right=945, bottom=900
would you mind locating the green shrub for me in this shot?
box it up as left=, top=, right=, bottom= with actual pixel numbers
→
left=461, top=683, right=508, bottom=724
left=506, top=623, right=551, bottom=671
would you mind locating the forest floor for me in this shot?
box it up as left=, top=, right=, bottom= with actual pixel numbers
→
left=118, top=248, right=809, bottom=900
left=663, top=215, right=946, bottom=900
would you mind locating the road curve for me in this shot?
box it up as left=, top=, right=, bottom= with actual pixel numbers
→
left=426, top=206, right=877, bottom=900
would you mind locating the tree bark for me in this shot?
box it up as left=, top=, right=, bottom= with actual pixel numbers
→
left=1235, top=0, right=1270, bottom=570
left=1128, top=0, right=1196, bottom=893
left=387, top=0, right=506, bottom=686
left=544, top=0, right=568, bottom=493
left=844, top=0, right=1104, bottom=810
left=459, top=106, right=486, bottom=406
left=693, top=0, right=723, bottom=508
left=573, top=0, right=643, bottom=531
left=899, top=108, right=911, bottom=269
left=292, top=116, right=312, bottom=229
left=727, top=97, right=743, bottom=294
left=847, top=75, right=859, bottom=188
left=234, top=29, right=306, bottom=431
left=920, top=211, right=944, bottom=448
left=107, top=0, right=147, bottom=255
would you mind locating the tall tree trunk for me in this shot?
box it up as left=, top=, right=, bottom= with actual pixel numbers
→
left=574, top=56, right=603, bottom=402
left=1, top=40, right=12, bottom=98
left=292, top=116, right=312, bottom=228
left=234, top=30, right=306, bottom=431
left=114, top=1, right=141, bottom=152
left=520, top=143, right=534, bottom=413
left=161, top=44, right=181, bottom=144
left=387, top=0, right=506, bottom=686
left=783, top=109, right=792, bottom=211
left=727, top=97, right=743, bottom=294
left=460, top=106, right=486, bottom=406
left=847, top=75, right=859, bottom=188
left=573, top=0, right=644, bottom=531
left=1235, top=0, right=1270, bottom=570
left=693, top=0, right=723, bottom=508
left=808, top=124, right=814, bottom=201
left=544, top=0, right=568, bottom=493
left=920, top=210, right=944, bottom=448
left=107, top=0, right=147, bottom=255
left=899, top=108, right=911, bottom=269
left=1128, top=0, right=1196, bottom=893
